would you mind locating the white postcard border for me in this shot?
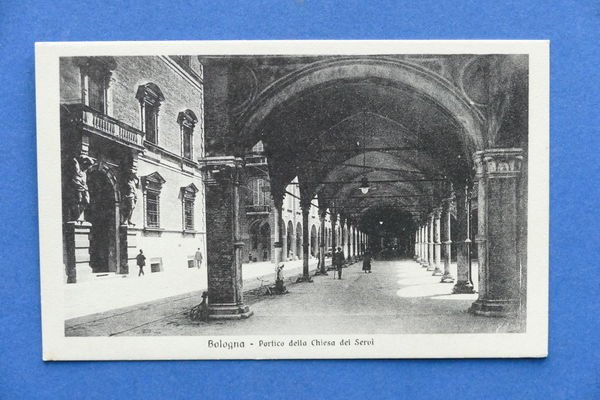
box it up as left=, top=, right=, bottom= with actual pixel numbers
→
left=36, top=40, right=549, bottom=360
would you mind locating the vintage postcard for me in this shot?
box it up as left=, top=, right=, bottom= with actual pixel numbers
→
left=36, top=40, right=549, bottom=360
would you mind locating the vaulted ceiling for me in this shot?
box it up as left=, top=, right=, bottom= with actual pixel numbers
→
left=258, top=79, right=468, bottom=234
left=201, top=54, right=527, bottom=236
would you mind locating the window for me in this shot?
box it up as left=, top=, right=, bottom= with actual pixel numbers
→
left=183, top=125, right=193, bottom=159
left=146, top=192, right=160, bottom=228
left=144, top=105, right=158, bottom=143
left=177, top=110, right=198, bottom=160
left=181, top=183, right=198, bottom=231
left=76, top=57, right=116, bottom=114
left=141, top=172, right=166, bottom=229
left=184, top=198, right=194, bottom=230
left=88, top=73, right=106, bottom=113
left=136, top=83, right=165, bottom=145
left=250, top=178, right=270, bottom=206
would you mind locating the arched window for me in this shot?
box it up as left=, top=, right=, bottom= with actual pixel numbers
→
left=136, top=83, right=165, bottom=145
left=181, top=183, right=198, bottom=231
left=177, top=109, right=198, bottom=160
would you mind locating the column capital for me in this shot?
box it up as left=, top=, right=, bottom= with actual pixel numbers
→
left=473, top=148, right=523, bottom=179
left=199, top=155, right=244, bottom=186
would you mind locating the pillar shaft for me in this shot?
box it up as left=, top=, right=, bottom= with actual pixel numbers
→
left=272, top=196, right=283, bottom=266
left=453, top=184, right=475, bottom=293
left=301, top=205, right=311, bottom=280
left=347, top=223, right=352, bottom=261
left=331, top=214, right=337, bottom=255
left=318, top=211, right=327, bottom=274
left=432, top=208, right=443, bottom=275
left=470, top=149, right=524, bottom=317
left=201, top=156, right=252, bottom=320
left=441, top=197, right=454, bottom=282
left=427, top=214, right=434, bottom=271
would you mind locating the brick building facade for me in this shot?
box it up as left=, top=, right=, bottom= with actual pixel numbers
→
left=60, top=55, right=207, bottom=283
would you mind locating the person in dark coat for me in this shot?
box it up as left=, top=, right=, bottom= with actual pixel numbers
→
left=136, top=249, right=146, bottom=276
left=334, top=247, right=345, bottom=279
left=362, top=250, right=372, bottom=273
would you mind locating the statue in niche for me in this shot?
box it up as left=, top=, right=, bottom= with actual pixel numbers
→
left=68, top=155, right=94, bottom=223
left=121, top=171, right=139, bottom=225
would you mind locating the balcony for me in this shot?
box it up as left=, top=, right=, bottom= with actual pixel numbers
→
left=244, top=154, right=268, bottom=166
left=63, top=104, right=144, bottom=149
left=245, top=204, right=272, bottom=215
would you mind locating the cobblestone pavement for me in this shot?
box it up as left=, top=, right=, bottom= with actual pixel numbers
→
left=65, top=258, right=523, bottom=336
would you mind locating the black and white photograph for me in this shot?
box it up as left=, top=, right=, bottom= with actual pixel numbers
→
left=36, top=40, right=549, bottom=359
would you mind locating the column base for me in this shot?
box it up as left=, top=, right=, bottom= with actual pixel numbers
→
left=208, top=304, right=253, bottom=320
left=452, top=281, right=475, bottom=294
left=440, top=273, right=455, bottom=283
left=431, top=267, right=443, bottom=276
left=296, top=276, right=314, bottom=283
left=426, top=263, right=435, bottom=271
left=469, top=299, right=519, bottom=317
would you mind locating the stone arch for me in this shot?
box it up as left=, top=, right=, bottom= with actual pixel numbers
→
left=237, top=57, right=485, bottom=152
left=86, top=162, right=121, bottom=275
left=87, top=161, right=120, bottom=203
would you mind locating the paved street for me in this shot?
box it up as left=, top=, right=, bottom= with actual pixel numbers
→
left=64, top=257, right=320, bottom=320
left=66, top=258, right=522, bottom=336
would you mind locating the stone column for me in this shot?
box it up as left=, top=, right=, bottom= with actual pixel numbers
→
left=316, top=208, right=328, bottom=275
left=427, top=214, right=435, bottom=271
left=432, top=208, right=443, bottom=276
left=420, top=225, right=426, bottom=265
left=330, top=213, right=337, bottom=268
left=354, top=227, right=358, bottom=258
left=271, top=194, right=284, bottom=267
left=453, top=184, right=475, bottom=293
left=470, top=149, right=523, bottom=317
left=414, top=228, right=419, bottom=260
left=200, top=156, right=252, bottom=320
left=347, top=222, right=352, bottom=262
left=298, top=200, right=313, bottom=282
left=339, top=216, right=346, bottom=255
left=441, top=197, right=455, bottom=283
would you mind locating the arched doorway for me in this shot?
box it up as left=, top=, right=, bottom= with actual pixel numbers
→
left=87, top=168, right=120, bottom=274
left=259, top=222, right=271, bottom=261
left=248, top=220, right=260, bottom=262
left=296, top=222, right=302, bottom=259
left=286, top=221, right=294, bottom=259
left=310, top=225, right=317, bottom=257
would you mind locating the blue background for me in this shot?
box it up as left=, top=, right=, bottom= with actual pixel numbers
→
left=1, top=1, right=598, bottom=398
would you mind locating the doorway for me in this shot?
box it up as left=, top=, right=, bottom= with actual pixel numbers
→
left=87, top=169, right=119, bottom=274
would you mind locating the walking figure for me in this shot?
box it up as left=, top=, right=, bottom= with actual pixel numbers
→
left=194, top=248, right=203, bottom=269
left=136, top=249, right=146, bottom=276
left=334, top=247, right=345, bottom=279
left=362, top=250, right=372, bottom=273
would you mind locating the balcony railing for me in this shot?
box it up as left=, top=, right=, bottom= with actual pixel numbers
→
left=245, top=204, right=272, bottom=214
left=64, top=104, right=144, bottom=148
left=244, top=155, right=268, bottom=166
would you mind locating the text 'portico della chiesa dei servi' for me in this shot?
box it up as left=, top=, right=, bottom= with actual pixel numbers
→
left=61, top=54, right=528, bottom=321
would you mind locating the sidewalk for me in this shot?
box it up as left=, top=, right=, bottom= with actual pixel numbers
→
left=66, top=258, right=521, bottom=337
left=64, top=257, right=322, bottom=320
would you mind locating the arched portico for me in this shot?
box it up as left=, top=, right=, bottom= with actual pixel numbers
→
left=200, top=54, right=527, bottom=320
